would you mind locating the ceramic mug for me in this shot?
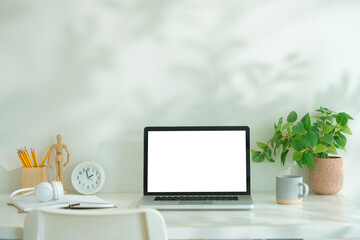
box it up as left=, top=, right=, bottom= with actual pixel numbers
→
left=276, top=175, right=309, bottom=204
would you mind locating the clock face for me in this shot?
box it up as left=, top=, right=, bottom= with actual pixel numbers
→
left=71, top=162, right=105, bottom=194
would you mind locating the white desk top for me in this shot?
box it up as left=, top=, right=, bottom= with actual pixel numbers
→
left=1, top=192, right=360, bottom=239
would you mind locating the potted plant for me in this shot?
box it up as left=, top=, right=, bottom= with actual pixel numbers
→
left=251, top=107, right=353, bottom=195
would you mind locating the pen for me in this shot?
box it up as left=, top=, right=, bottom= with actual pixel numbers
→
left=68, top=203, right=80, bottom=209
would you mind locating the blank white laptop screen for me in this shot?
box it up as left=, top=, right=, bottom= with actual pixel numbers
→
left=147, top=129, right=248, bottom=193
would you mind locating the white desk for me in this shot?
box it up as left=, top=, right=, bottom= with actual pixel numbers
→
left=1, top=192, right=360, bottom=240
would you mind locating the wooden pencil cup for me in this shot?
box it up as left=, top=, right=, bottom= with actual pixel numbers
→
left=21, top=167, right=48, bottom=188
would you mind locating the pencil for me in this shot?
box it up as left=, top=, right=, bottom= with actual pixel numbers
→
left=17, top=150, right=26, bottom=167
left=31, top=149, right=35, bottom=167
left=25, top=148, right=33, bottom=167
left=19, top=149, right=28, bottom=167
left=20, top=150, right=27, bottom=167
left=32, top=149, right=39, bottom=167
left=22, top=149, right=33, bottom=168
left=40, top=151, right=50, bottom=167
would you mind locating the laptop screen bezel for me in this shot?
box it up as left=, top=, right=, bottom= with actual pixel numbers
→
left=143, top=126, right=251, bottom=196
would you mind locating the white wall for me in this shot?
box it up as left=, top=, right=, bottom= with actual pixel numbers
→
left=1, top=0, right=360, bottom=206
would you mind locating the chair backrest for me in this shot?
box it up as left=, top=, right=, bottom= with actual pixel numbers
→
left=23, top=208, right=168, bottom=240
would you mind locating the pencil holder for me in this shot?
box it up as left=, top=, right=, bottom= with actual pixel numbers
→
left=21, top=167, right=48, bottom=188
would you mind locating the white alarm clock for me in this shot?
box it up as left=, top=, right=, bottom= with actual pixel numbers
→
left=71, top=161, right=106, bottom=194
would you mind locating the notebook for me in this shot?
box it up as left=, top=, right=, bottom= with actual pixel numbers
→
left=8, top=194, right=115, bottom=213
left=137, top=126, right=254, bottom=210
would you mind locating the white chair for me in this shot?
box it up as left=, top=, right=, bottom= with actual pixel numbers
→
left=23, top=208, right=168, bottom=240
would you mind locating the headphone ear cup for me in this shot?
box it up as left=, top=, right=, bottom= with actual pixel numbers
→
left=51, top=181, right=64, bottom=200
left=35, top=182, right=53, bottom=202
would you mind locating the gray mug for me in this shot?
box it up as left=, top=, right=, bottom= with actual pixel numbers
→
left=276, top=175, right=309, bottom=204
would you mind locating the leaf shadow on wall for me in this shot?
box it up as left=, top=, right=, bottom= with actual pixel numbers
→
left=168, top=50, right=311, bottom=125
left=312, top=73, right=360, bottom=112
left=59, top=23, right=114, bottom=101
left=102, top=0, right=175, bottom=41
left=93, top=0, right=322, bottom=130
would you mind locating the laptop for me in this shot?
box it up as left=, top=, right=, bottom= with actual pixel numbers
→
left=137, top=126, right=254, bottom=210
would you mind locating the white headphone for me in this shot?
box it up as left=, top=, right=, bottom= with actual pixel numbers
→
left=10, top=181, right=64, bottom=202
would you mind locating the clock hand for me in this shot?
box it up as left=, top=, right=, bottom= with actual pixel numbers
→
left=87, top=174, right=94, bottom=181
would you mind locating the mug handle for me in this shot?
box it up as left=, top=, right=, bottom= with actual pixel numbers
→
left=299, top=183, right=309, bottom=198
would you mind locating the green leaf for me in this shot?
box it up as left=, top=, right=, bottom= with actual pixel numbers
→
left=336, top=113, right=349, bottom=126
left=291, top=138, right=306, bottom=151
left=300, top=134, right=311, bottom=148
left=315, top=144, right=328, bottom=153
left=292, top=122, right=305, bottom=135
left=300, top=131, right=318, bottom=148
left=307, top=130, right=318, bottom=147
left=271, top=133, right=281, bottom=149
left=256, top=142, right=266, bottom=149
left=252, top=151, right=265, bottom=163
left=340, top=126, right=352, bottom=135
left=304, top=151, right=316, bottom=168
left=292, top=151, right=303, bottom=161
left=313, top=120, right=325, bottom=128
left=301, top=113, right=311, bottom=132
left=281, top=149, right=289, bottom=165
left=320, top=133, right=334, bottom=145
left=278, top=117, right=284, bottom=126
left=315, top=107, right=323, bottom=113
left=263, top=146, right=272, bottom=159
left=280, top=138, right=289, bottom=149
left=281, top=122, right=293, bottom=131
left=321, top=125, right=334, bottom=134
left=275, top=117, right=284, bottom=133
left=310, top=125, right=320, bottom=134
left=327, top=146, right=338, bottom=155
left=296, top=160, right=303, bottom=168
left=287, top=111, right=298, bottom=123
left=339, top=112, right=354, bottom=120
left=316, top=107, right=332, bottom=115
left=250, top=149, right=256, bottom=154
left=334, top=133, right=347, bottom=148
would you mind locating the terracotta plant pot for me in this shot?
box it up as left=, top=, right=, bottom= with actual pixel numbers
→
left=309, top=157, right=343, bottom=195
